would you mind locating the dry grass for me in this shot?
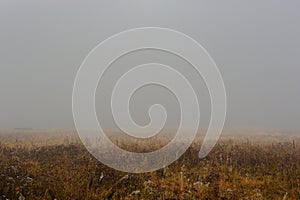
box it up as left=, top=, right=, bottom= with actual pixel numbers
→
left=0, top=129, right=300, bottom=199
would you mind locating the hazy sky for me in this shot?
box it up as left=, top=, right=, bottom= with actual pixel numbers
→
left=0, top=1, right=300, bottom=129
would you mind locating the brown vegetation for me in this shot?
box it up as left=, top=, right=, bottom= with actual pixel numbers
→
left=0, top=130, right=300, bottom=199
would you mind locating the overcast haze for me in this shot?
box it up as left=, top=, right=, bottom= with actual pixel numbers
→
left=0, top=1, right=300, bottom=129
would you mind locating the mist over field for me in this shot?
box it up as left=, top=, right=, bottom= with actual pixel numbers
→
left=1, top=1, right=300, bottom=199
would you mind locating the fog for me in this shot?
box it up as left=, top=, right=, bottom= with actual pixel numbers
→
left=0, top=1, right=299, bottom=129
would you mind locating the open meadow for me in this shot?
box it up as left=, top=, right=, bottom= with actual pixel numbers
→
left=0, top=129, right=300, bottom=200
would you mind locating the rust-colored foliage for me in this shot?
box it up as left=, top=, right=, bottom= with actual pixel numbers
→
left=0, top=130, right=300, bottom=199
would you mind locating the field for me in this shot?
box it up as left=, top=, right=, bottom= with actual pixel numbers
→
left=0, top=129, right=300, bottom=200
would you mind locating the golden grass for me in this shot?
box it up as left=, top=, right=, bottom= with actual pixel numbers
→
left=0, top=129, right=299, bottom=199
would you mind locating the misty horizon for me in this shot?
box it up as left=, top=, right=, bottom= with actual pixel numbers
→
left=1, top=1, right=300, bottom=129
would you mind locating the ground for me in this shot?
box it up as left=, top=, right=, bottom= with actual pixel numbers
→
left=0, top=129, right=299, bottom=199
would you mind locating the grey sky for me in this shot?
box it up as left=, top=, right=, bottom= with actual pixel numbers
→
left=0, top=1, right=299, bottom=129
